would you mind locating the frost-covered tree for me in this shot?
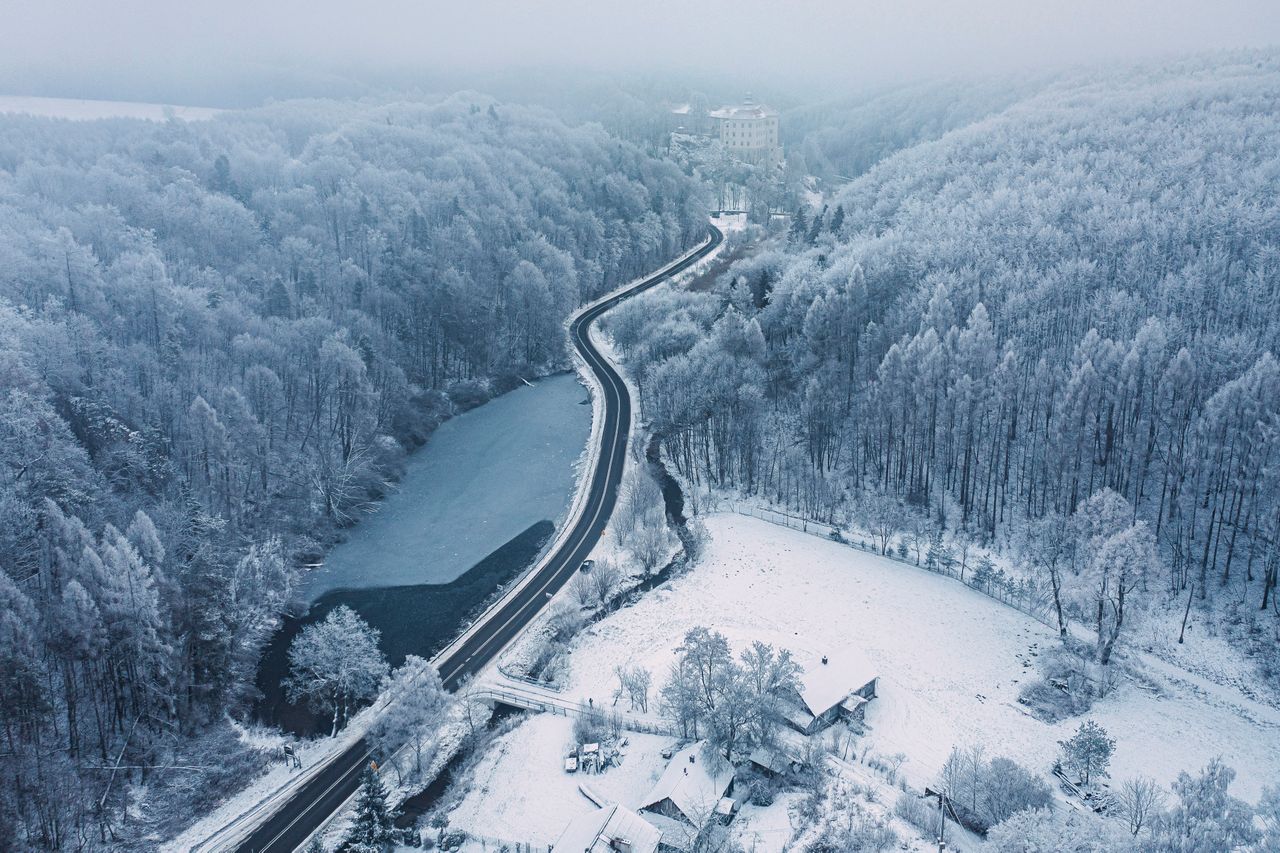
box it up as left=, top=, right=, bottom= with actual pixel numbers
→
left=660, top=628, right=800, bottom=761
left=1116, top=776, right=1165, bottom=838
left=1058, top=719, right=1115, bottom=786
left=1143, top=758, right=1257, bottom=853
left=986, top=806, right=1134, bottom=852
left=369, top=657, right=449, bottom=782
left=284, top=606, right=389, bottom=736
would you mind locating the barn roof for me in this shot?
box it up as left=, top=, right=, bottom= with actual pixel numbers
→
left=638, top=741, right=733, bottom=824
left=797, top=648, right=877, bottom=718
left=554, top=803, right=661, bottom=853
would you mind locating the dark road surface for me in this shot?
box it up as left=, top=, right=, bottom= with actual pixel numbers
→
left=229, top=224, right=723, bottom=853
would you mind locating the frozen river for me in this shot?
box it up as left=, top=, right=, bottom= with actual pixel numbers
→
left=300, top=372, right=592, bottom=600
left=259, top=372, right=592, bottom=732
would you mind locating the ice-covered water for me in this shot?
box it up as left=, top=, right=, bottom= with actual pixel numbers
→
left=300, top=372, right=592, bottom=600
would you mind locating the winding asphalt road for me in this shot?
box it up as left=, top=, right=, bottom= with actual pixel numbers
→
left=228, top=223, right=722, bottom=853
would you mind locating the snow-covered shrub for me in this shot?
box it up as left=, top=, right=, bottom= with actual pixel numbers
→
left=986, top=807, right=1133, bottom=851
left=893, top=790, right=943, bottom=840
left=807, top=815, right=898, bottom=852
left=137, top=724, right=272, bottom=838
left=939, top=746, right=1053, bottom=834
left=735, top=767, right=778, bottom=806
left=1018, top=647, right=1099, bottom=722
left=446, top=379, right=491, bottom=412
left=571, top=702, right=612, bottom=745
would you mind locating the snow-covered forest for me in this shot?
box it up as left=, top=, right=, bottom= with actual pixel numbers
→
left=608, top=53, right=1280, bottom=683
left=0, top=95, right=706, bottom=847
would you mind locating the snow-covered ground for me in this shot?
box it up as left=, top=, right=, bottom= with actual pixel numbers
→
left=557, top=513, right=1280, bottom=803
left=0, top=95, right=222, bottom=121
left=733, top=792, right=804, bottom=852
left=444, top=714, right=673, bottom=846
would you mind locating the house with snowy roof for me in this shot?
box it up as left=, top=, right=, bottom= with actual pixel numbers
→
left=637, top=742, right=734, bottom=831
left=553, top=803, right=661, bottom=853
left=784, top=649, right=878, bottom=736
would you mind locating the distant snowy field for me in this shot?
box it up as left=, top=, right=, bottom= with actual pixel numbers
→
left=0, top=95, right=221, bottom=121
left=555, top=513, right=1280, bottom=803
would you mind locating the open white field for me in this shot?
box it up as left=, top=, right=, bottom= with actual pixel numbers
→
left=559, top=513, right=1280, bottom=803
left=0, top=95, right=222, bottom=121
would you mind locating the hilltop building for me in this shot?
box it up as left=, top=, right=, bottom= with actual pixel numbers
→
left=709, top=95, right=781, bottom=165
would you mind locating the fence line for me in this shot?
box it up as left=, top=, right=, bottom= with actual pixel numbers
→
left=719, top=500, right=1056, bottom=631
left=473, top=682, right=676, bottom=736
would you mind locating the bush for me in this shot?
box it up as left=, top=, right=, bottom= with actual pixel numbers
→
left=894, top=790, right=943, bottom=840
left=808, top=816, right=898, bottom=851
left=736, top=767, right=777, bottom=806
left=140, top=724, right=272, bottom=838
left=439, top=830, right=468, bottom=851
left=982, top=757, right=1054, bottom=825
left=572, top=702, right=610, bottom=745
left=1018, top=648, right=1098, bottom=722
left=447, top=379, right=491, bottom=411
left=939, top=746, right=1053, bottom=835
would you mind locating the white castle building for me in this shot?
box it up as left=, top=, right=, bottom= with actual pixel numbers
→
left=709, top=94, right=781, bottom=165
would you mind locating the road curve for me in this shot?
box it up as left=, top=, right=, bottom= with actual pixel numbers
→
left=230, top=223, right=723, bottom=853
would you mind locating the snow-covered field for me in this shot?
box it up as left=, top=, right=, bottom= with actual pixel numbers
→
left=0, top=95, right=222, bottom=121
left=558, top=513, right=1280, bottom=803
left=445, top=714, right=673, bottom=845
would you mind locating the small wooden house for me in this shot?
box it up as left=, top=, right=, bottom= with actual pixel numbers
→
left=785, top=649, right=878, bottom=736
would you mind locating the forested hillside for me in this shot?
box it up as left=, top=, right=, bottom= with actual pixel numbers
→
left=609, top=53, right=1280, bottom=682
left=784, top=74, right=1046, bottom=180
left=0, top=95, right=706, bottom=847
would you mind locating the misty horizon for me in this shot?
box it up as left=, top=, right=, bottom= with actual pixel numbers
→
left=4, top=0, right=1280, bottom=106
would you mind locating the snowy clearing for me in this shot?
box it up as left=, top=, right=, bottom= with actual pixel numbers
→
left=0, top=95, right=222, bottom=121
left=559, top=513, right=1280, bottom=802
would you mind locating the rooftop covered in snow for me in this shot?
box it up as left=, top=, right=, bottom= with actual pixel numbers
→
left=796, top=648, right=878, bottom=718
left=709, top=95, right=777, bottom=120
left=553, top=803, right=661, bottom=853
left=638, top=741, right=734, bottom=825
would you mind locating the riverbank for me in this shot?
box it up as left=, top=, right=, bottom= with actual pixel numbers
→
left=254, top=373, right=592, bottom=735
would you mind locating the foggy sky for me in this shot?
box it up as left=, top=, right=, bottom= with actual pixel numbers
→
left=5, top=0, right=1280, bottom=103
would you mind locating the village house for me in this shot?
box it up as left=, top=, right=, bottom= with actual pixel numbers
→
left=784, top=649, right=879, bottom=736
left=637, top=741, right=734, bottom=846
left=553, top=803, right=661, bottom=853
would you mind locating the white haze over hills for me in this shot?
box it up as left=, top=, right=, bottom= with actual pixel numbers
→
left=4, top=0, right=1280, bottom=105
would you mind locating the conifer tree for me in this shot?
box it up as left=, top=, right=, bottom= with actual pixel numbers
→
left=828, top=203, right=845, bottom=233
left=344, top=767, right=396, bottom=853
left=789, top=206, right=808, bottom=243
left=806, top=205, right=827, bottom=244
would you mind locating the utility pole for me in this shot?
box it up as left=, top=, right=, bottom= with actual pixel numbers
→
left=925, top=787, right=947, bottom=851
left=937, top=788, right=946, bottom=852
